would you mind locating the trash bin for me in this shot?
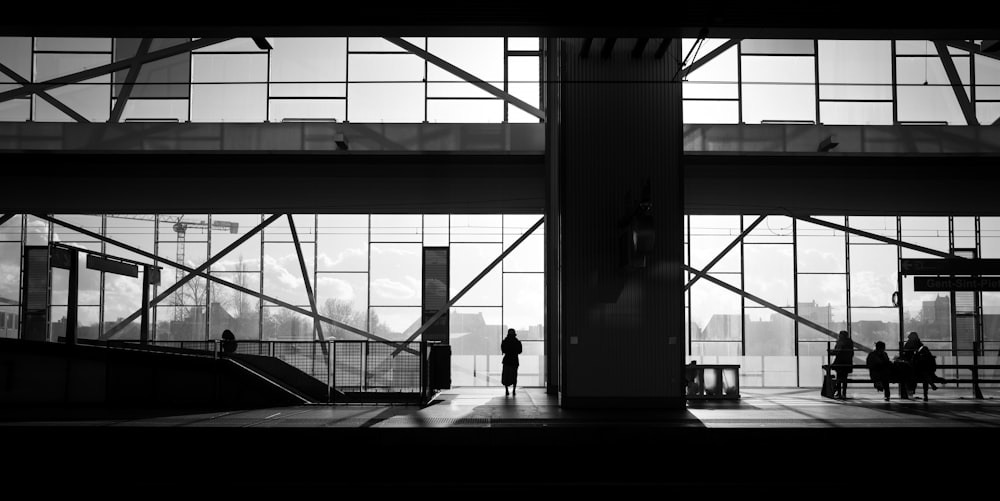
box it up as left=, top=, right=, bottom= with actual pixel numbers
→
left=429, top=343, right=452, bottom=390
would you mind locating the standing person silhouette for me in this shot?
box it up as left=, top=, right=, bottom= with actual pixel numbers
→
left=501, top=328, right=522, bottom=396
left=831, top=330, right=855, bottom=400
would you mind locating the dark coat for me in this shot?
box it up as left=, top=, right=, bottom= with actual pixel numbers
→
left=866, top=350, right=893, bottom=386
left=501, top=335, right=522, bottom=366
left=832, top=338, right=855, bottom=375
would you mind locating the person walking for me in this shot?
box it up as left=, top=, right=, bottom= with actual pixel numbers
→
left=501, top=328, right=522, bottom=396
left=831, top=330, right=855, bottom=400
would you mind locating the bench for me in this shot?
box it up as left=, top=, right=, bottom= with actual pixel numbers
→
left=822, top=363, right=1000, bottom=400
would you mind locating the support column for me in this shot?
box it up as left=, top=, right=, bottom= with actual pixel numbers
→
left=550, top=38, right=684, bottom=408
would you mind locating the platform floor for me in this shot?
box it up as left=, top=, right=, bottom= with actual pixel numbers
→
left=3, top=386, right=998, bottom=495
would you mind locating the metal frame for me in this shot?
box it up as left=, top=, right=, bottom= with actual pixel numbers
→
left=0, top=38, right=232, bottom=105
left=108, top=38, right=152, bottom=123
left=35, top=213, right=412, bottom=353
left=390, top=215, right=544, bottom=357
left=934, top=41, right=979, bottom=126
left=0, top=61, right=88, bottom=122
left=383, top=37, right=545, bottom=121
left=684, top=214, right=765, bottom=291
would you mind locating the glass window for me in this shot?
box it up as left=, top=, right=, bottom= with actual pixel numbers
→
left=316, top=272, right=368, bottom=332
left=502, top=216, right=543, bottom=273
left=503, top=273, right=543, bottom=339
left=819, top=102, right=893, bottom=125
left=682, top=100, right=739, bottom=124
left=899, top=217, right=950, bottom=258
left=210, top=214, right=262, bottom=272
left=0, top=37, right=31, bottom=80
left=423, top=215, right=449, bottom=247
left=263, top=242, right=315, bottom=307
left=797, top=218, right=846, bottom=273
left=370, top=306, right=421, bottom=341
left=191, top=54, right=267, bottom=122
left=371, top=215, right=421, bottom=242
left=0, top=242, right=21, bottom=305
left=744, top=244, right=793, bottom=307
left=269, top=37, right=346, bottom=86
left=744, top=307, right=794, bottom=356
left=688, top=215, right=742, bottom=272
left=451, top=214, right=502, bottom=243
left=741, top=39, right=815, bottom=55
left=265, top=214, right=316, bottom=242
left=507, top=38, right=539, bottom=51
left=450, top=243, right=502, bottom=307
left=850, top=307, right=900, bottom=350
left=347, top=83, right=424, bottom=122
left=901, top=275, right=950, bottom=343
left=35, top=37, right=111, bottom=52
left=369, top=243, right=421, bottom=307
left=450, top=306, right=502, bottom=357
left=745, top=215, right=793, bottom=243
left=318, top=215, right=368, bottom=272
left=114, top=38, right=191, bottom=99
left=849, top=244, right=898, bottom=307
left=690, top=273, right=742, bottom=341
left=0, top=213, right=21, bottom=242
left=154, top=305, right=206, bottom=341
left=427, top=99, right=503, bottom=123
left=269, top=99, right=346, bottom=123
left=262, top=304, right=313, bottom=340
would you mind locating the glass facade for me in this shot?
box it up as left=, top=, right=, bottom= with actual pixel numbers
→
left=687, top=215, right=1000, bottom=388
left=682, top=39, right=998, bottom=125
left=0, top=37, right=541, bottom=124
left=0, top=213, right=545, bottom=386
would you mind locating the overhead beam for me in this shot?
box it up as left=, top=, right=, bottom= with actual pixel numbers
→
left=794, top=215, right=958, bottom=259
left=631, top=38, right=649, bottom=58
left=109, top=38, right=153, bottom=123
left=0, top=38, right=231, bottom=105
left=390, top=216, right=544, bottom=357
left=383, top=37, right=545, bottom=121
left=252, top=37, right=272, bottom=50
left=685, top=215, right=765, bottom=291
left=0, top=61, right=89, bottom=123
left=601, top=37, right=617, bottom=58
left=945, top=40, right=1000, bottom=63
left=683, top=264, right=867, bottom=351
left=680, top=38, right=740, bottom=79
left=934, top=41, right=979, bottom=126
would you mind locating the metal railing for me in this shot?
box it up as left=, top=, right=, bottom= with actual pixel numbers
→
left=112, top=338, right=431, bottom=404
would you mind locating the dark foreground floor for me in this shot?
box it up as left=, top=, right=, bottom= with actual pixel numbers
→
left=3, top=387, right=998, bottom=495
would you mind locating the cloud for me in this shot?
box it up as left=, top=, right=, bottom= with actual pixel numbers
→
left=370, top=277, right=416, bottom=302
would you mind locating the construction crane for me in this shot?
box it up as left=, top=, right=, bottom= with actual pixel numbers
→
left=105, top=214, right=239, bottom=288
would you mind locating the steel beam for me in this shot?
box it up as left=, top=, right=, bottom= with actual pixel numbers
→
left=108, top=38, right=153, bottom=123
left=680, top=39, right=740, bottom=79
left=0, top=38, right=231, bottom=104
left=934, top=41, right=979, bottom=126
left=683, top=264, right=862, bottom=350
left=685, top=215, right=765, bottom=291
left=390, top=216, right=544, bottom=357
left=0, top=61, right=89, bottom=122
left=287, top=214, right=324, bottom=341
left=794, top=215, right=958, bottom=259
left=945, top=40, right=1000, bottom=63
left=384, top=37, right=545, bottom=121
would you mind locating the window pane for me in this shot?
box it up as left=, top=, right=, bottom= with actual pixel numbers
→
left=742, top=84, right=816, bottom=124
left=690, top=273, right=741, bottom=341
left=155, top=305, right=206, bottom=341
left=427, top=99, right=503, bottom=123
left=263, top=305, right=313, bottom=340
left=370, top=306, right=420, bottom=341
left=369, top=243, right=421, bottom=307
left=745, top=215, right=793, bottom=243
left=689, top=215, right=742, bottom=272
left=685, top=44, right=737, bottom=82
left=269, top=99, right=345, bottom=122
left=797, top=218, right=846, bottom=272
left=851, top=307, right=900, bottom=350
left=0, top=37, right=31, bottom=80
left=191, top=84, right=266, bottom=122
left=424, top=215, right=449, bottom=247
left=897, top=86, right=968, bottom=125
left=316, top=272, right=368, bottom=334
left=35, top=37, right=111, bottom=52
left=347, top=83, right=424, bottom=122
left=744, top=307, right=794, bottom=356
left=263, top=242, right=314, bottom=307
left=117, top=99, right=188, bottom=122
left=450, top=306, right=502, bottom=356
left=899, top=217, right=949, bottom=258
left=902, top=275, right=950, bottom=342
left=683, top=100, right=739, bottom=123
left=371, top=214, right=421, bottom=242
left=819, top=101, right=893, bottom=125
left=265, top=214, right=316, bottom=242
left=741, top=39, right=815, bottom=55
left=0, top=306, right=18, bottom=339
left=0, top=242, right=21, bottom=305
left=114, top=38, right=191, bottom=99
left=210, top=214, right=262, bottom=272
left=744, top=244, right=793, bottom=307
left=502, top=215, right=543, bottom=273
left=450, top=243, right=502, bottom=307
left=507, top=38, right=539, bottom=51
left=451, top=214, right=502, bottom=242
left=318, top=215, right=369, bottom=272
left=269, top=37, right=346, bottom=84
left=849, top=244, right=898, bottom=307
left=818, top=40, right=891, bottom=84
left=503, top=273, right=543, bottom=339
left=0, top=99, right=30, bottom=121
